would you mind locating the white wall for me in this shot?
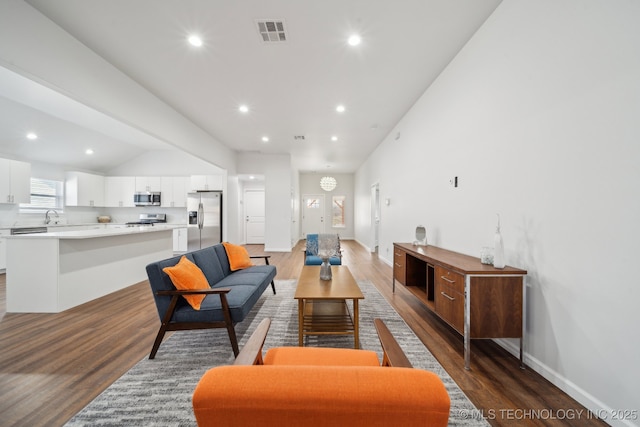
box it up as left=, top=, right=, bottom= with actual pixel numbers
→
left=355, top=0, right=640, bottom=424
left=290, top=168, right=301, bottom=248
left=237, top=152, right=293, bottom=252
left=299, top=173, right=355, bottom=240
left=225, top=176, right=241, bottom=244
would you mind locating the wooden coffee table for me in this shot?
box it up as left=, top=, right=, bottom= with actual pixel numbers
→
left=294, top=265, right=364, bottom=348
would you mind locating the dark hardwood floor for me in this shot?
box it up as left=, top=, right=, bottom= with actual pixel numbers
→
left=0, top=240, right=605, bottom=426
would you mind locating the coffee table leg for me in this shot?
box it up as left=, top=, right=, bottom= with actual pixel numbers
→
left=298, top=299, right=304, bottom=346
left=353, top=299, right=359, bottom=349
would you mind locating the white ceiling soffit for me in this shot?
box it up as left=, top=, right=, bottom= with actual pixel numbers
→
left=0, top=65, right=175, bottom=172
left=0, top=66, right=168, bottom=151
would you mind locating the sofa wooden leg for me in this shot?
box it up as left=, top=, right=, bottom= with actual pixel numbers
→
left=149, top=295, right=180, bottom=359
left=270, top=280, right=276, bottom=295
left=149, top=327, right=167, bottom=359
left=219, top=294, right=240, bottom=357
left=227, top=325, right=239, bottom=357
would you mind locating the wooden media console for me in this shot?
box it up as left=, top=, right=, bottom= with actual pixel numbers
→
left=393, top=243, right=527, bottom=370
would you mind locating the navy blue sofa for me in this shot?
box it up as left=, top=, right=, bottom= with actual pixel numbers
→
left=145, top=244, right=276, bottom=359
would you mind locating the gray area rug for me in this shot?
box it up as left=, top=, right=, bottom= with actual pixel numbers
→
left=66, top=280, right=488, bottom=426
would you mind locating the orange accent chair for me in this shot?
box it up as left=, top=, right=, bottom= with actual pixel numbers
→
left=192, top=318, right=451, bottom=427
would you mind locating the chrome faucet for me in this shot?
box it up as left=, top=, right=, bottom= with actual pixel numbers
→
left=44, top=209, right=59, bottom=225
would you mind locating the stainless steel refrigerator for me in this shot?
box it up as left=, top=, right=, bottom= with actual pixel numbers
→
left=187, top=191, right=222, bottom=250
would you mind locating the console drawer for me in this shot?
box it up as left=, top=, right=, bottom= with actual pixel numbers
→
left=435, top=266, right=464, bottom=294
left=435, top=281, right=464, bottom=333
left=394, top=249, right=406, bottom=284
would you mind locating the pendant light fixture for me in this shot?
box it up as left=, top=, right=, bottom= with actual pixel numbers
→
left=319, top=176, right=337, bottom=192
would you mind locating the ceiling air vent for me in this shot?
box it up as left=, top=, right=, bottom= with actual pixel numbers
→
left=256, top=19, right=287, bottom=42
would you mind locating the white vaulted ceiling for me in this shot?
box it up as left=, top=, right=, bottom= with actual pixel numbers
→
left=1, top=0, right=501, bottom=173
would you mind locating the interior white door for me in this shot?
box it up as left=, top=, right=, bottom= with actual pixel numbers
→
left=301, top=194, right=325, bottom=237
left=244, top=190, right=265, bottom=244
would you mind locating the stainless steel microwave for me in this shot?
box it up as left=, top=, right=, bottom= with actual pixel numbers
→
left=134, top=192, right=161, bottom=206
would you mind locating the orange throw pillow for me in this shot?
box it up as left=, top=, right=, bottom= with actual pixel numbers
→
left=222, top=242, right=253, bottom=271
left=162, top=256, right=210, bottom=310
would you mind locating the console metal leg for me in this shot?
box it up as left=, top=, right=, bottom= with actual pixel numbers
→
left=464, top=276, right=471, bottom=370
left=520, top=276, right=526, bottom=369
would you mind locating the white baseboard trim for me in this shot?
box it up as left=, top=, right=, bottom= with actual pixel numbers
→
left=354, top=238, right=370, bottom=253
left=264, top=246, right=293, bottom=252
left=494, top=339, right=634, bottom=427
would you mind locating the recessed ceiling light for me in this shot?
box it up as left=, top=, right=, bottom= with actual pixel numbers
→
left=188, top=35, right=203, bottom=47
left=336, top=105, right=346, bottom=113
left=239, top=105, right=249, bottom=113
left=331, top=136, right=338, bottom=141
left=261, top=136, right=269, bottom=142
left=26, top=132, right=37, bottom=140
left=85, top=149, right=94, bottom=155
left=348, top=34, right=361, bottom=46
left=249, top=175, right=255, bottom=180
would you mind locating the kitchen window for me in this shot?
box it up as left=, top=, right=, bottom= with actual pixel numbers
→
left=19, top=178, right=64, bottom=212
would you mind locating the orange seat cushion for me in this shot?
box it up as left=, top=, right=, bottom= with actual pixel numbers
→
left=264, top=347, right=380, bottom=366
left=193, top=365, right=451, bottom=427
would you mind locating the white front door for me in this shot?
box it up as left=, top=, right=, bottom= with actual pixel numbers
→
left=301, top=194, right=325, bottom=238
left=244, top=190, right=265, bottom=244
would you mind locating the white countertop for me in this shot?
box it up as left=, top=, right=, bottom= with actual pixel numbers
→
left=5, top=224, right=182, bottom=239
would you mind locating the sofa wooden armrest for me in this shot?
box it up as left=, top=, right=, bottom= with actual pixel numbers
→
left=233, top=318, right=271, bottom=366
left=249, top=254, right=271, bottom=264
left=374, top=318, right=413, bottom=367
left=156, top=287, right=231, bottom=296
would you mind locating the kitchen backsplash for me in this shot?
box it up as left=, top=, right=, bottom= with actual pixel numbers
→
left=0, top=205, right=188, bottom=228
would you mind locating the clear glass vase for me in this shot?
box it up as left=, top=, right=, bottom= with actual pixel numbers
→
left=319, top=257, right=332, bottom=280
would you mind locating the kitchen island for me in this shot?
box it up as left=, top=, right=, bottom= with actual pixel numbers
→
left=5, top=225, right=178, bottom=313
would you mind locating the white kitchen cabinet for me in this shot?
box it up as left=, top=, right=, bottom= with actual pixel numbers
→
left=190, top=175, right=223, bottom=191
left=135, top=176, right=162, bottom=192
left=105, top=176, right=136, bottom=207
left=65, top=171, right=105, bottom=207
left=161, top=176, right=189, bottom=208
left=0, top=158, right=31, bottom=204
left=173, top=227, right=188, bottom=253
